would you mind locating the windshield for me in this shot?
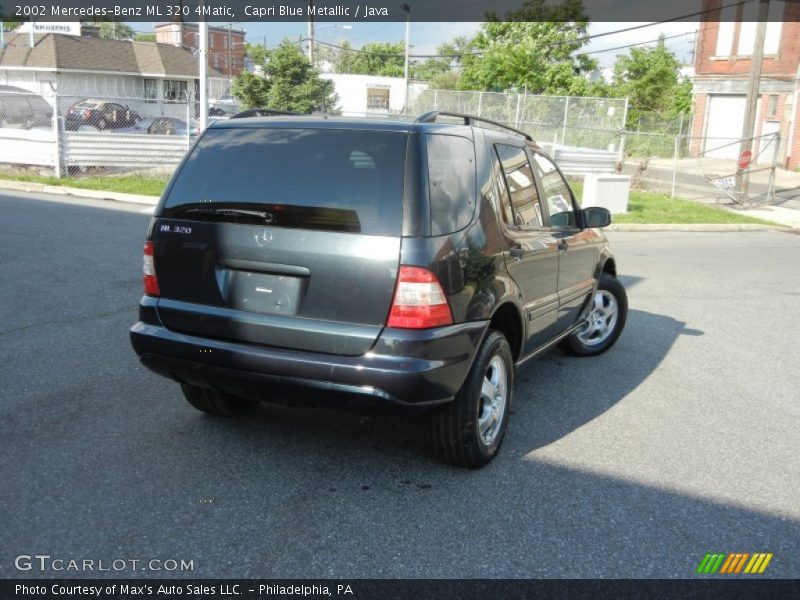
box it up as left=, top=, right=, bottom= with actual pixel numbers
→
left=163, top=127, right=408, bottom=236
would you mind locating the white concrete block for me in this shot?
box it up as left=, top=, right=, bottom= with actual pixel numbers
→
left=581, top=174, right=631, bottom=214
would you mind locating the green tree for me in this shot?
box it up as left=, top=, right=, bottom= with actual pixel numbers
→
left=97, top=21, right=136, bottom=40
left=231, top=40, right=337, bottom=113
left=135, top=33, right=156, bottom=42
left=610, top=35, right=692, bottom=128
left=344, top=41, right=406, bottom=77
left=412, top=36, right=474, bottom=84
left=456, top=0, right=597, bottom=95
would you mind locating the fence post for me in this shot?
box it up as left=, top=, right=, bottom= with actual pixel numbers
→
left=561, top=96, right=570, bottom=146
left=477, top=91, right=483, bottom=117
left=767, top=131, right=781, bottom=203
left=514, top=93, right=522, bottom=129
left=618, top=98, right=630, bottom=163
left=52, top=91, right=62, bottom=179
left=433, top=90, right=438, bottom=111
left=671, top=135, right=679, bottom=198
left=186, top=102, right=191, bottom=148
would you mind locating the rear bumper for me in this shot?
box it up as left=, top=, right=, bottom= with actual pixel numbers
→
left=130, top=318, right=488, bottom=411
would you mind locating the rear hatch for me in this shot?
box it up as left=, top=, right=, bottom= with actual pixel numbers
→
left=152, top=125, right=407, bottom=356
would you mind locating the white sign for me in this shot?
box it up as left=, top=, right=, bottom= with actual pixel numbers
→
left=17, top=22, right=81, bottom=36
left=710, top=177, right=736, bottom=190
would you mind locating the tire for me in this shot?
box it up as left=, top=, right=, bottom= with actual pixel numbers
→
left=431, top=330, right=514, bottom=468
left=180, top=383, right=258, bottom=417
left=560, top=272, right=627, bottom=357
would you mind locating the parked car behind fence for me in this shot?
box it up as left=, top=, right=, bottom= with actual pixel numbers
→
left=0, top=86, right=53, bottom=129
left=65, top=99, right=142, bottom=131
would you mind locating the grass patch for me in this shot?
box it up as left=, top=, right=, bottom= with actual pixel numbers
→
left=570, top=182, right=780, bottom=226
left=0, top=173, right=168, bottom=197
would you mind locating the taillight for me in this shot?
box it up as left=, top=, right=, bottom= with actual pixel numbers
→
left=82, top=109, right=93, bottom=119
left=387, top=266, right=453, bottom=329
left=143, top=241, right=160, bottom=297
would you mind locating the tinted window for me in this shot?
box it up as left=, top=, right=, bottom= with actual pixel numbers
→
left=495, top=144, right=542, bottom=228
left=532, top=153, right=576, bottom=228
left=163, top=128, right=407, bottom=236
left=491, top=150, right=514, bottom=225
left=426, top=134, right=476, bottom=235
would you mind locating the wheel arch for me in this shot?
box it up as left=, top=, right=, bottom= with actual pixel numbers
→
left=487, top=301, right=525, bottom=363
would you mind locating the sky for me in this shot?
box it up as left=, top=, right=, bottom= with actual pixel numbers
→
left=131, top=20, right=699, bottom=68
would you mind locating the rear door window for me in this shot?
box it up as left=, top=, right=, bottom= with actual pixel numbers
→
left=426, top=133, right=476, bottom=235
left=163, top=127, right=408, bottom=236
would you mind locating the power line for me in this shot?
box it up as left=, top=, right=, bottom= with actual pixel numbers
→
left=583, top=30, right=699, bottom=56
left=307, top=0, right=750, bottom=60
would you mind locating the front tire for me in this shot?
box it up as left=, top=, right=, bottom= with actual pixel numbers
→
left=561, top=272, right=627, bottom=356
left=181, top=383, right=258, bottom=417
left=431, top=330, right=514, bottom=468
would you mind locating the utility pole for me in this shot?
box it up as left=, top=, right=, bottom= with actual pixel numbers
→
left=307, top=0, right=314, bottom=64
left=402, top=4, right=411, bottom=112
left=737, top=0, right=770, bottom=201
left=199, top=20, right=208, bottom=131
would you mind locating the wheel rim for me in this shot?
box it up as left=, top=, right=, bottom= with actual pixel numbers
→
left=577, top=289, right=619, bottom=346
left=477, top=355, right=508, bottom=446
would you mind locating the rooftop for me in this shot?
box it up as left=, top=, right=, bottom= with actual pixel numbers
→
left=0, top=33, right=221, bottom=78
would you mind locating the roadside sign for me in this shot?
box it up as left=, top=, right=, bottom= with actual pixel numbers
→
left=738, top=150, right=752, bottom=170
left=710, top=176, right=736, bottom=190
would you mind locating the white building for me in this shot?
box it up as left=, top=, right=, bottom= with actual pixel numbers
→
left=320, top=73, right=428, bottom=117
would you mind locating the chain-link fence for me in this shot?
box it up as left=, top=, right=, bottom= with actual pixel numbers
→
left=0, top=85, right=241, bottom=178
left=408, top=89, right=629, bottom=154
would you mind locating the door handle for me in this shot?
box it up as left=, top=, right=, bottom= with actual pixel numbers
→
left=557, top=239, right=568, bottom=253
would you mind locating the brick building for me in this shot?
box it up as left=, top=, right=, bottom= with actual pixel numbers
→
left=154, top=23, right=245, bottom=78
left=691, top=0, right=800, bottom=168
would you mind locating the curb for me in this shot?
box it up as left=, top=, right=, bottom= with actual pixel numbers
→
left=0, top=179, right=159, bottom=206
left=606, top=223, right=792, bottom=232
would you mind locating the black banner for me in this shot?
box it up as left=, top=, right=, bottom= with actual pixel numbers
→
left=0, top=0, right=795, bottom=23
left=4, top=579, right=800, bottom=600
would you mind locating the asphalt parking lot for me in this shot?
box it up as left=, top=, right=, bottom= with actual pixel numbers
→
left=1, top=190, right=798, bottom=579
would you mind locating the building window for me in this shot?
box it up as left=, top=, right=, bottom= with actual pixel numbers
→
left=223, top=37, right=228, bottom=50
left=767, top=95, right=779, bottom=118
left=366, top=87, right=390, bottom=111
left=163, top=80, right=188, bottom=102
left=144, top=79, right=157, bottom=103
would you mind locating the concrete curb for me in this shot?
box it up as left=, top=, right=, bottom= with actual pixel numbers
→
left=606, top=223, right=792, bottom=232
left=0, top=179, right=159, bottom=206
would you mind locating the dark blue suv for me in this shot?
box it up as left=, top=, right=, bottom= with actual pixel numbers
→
left=130, top=111, right=626, bottom=468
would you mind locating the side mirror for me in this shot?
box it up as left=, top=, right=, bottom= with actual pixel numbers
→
left=582, top=207, right=611, bottom=228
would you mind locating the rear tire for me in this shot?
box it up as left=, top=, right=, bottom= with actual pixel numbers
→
left=430, top=330, right=513, bottom=468
left=180, top=383, right=258, bottom=417
left=560, top=272, right=627, bottom=357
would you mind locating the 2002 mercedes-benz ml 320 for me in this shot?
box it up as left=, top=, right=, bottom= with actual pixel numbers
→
left=130, top=110, right=627, bottom=468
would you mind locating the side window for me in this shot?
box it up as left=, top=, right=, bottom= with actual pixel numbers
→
left=494, top=144, right=543, bottom=228
left=531, top=152, right=576, bottom=228
left=426, top=134, right=476, bottom=235
left=491, top=148, right=514, bottom=225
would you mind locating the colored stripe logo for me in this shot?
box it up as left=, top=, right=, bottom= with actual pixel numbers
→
left=696, top=552, right=773, bottom=574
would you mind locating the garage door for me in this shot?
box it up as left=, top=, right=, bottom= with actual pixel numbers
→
left=703, top=95, right=745, bottom=160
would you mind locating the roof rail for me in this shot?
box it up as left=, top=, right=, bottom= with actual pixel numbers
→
left=231, top=108, right=304, bottom=119
left=415, top=110, right=533, bottom=142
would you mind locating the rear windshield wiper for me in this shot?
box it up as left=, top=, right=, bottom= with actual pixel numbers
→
left=163, top=204, right=274, bottom=224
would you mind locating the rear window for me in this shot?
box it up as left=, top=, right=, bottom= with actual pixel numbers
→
left=163, top=127, right=407, bottom=236
left=426, top=134, right=476, bottom=235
